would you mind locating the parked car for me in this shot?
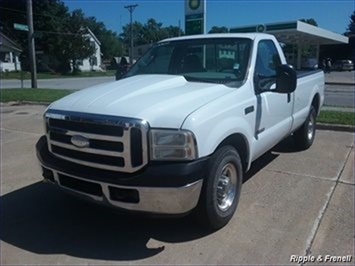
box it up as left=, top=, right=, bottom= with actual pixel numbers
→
left=301, top=58, right=318, bottom=70
left=332, top=60, right=354, bottom=71
left=36, top=33, right=324, bottom=229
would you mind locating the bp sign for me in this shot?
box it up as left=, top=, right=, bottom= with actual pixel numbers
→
left=185, top=0, right=205, bottom=35
left=189, top=0, right=200, bottom=10
left=256, top=24, right=266, bottom=32
left=185, top=0, right=204, bottom=14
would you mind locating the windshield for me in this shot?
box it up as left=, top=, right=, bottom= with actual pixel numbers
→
left=124, top=38, right=252, bottom=87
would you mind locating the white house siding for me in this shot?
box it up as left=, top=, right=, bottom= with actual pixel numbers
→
left=0, top=31, right=22, bottom=73
left=0, top=52, right=21, bottom=72
left=76, top=29, right=102, bottom=72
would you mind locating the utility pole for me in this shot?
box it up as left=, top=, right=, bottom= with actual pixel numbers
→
left=124, top=4, right=138, bottom=64
left=27, top=0, right=37, bottom=88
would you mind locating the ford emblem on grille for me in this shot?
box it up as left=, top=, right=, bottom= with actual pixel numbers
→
left=71, top=135, right=90, bottom=148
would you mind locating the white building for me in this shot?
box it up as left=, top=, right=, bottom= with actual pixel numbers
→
left=0, top=32, right=22, bottom=72
left=75, top=28, right=102, bottom=71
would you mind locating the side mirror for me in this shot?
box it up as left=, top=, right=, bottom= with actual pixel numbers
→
left=274, top=64, right=297, bottom=93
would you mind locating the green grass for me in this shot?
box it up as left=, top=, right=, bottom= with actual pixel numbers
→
left=0, top=89, right=74, bottom=103
left=318, top=110, right=354, bottom=126
left=1, top=89, right=354, bottom=126
left=0, top=70, right=115, bottom=80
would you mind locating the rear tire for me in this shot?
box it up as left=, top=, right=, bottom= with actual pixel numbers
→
left=196, top=145, right=243, bottom=230
left=294, top=106, right=316, bottom=150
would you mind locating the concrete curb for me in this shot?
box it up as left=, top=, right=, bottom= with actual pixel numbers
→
left=317, top=123, right=354, bottom=133
left=325, top=82, right=355, bottom=86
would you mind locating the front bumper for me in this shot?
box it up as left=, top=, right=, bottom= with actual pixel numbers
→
left=36, top=136, right=207, bottom=214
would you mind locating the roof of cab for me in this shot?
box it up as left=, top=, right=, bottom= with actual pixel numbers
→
left=160, top=33, right=272, bottom=43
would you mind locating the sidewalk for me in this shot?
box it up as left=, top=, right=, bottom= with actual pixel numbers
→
left=325, top=71, right=355, bottom=85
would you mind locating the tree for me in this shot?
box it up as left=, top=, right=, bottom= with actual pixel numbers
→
left=208, top=26, right=228, bottom=33
left=0, top=0, right=122, bottom=72
left=120, top=21, right=146, bottom=46
left=60, top=9, right=96, bottom=73
left=346, top=11, right=355, bottom=35
left=165, top=25, right=183, bottom=38
left=144, top=18, right=163, bottom=42
left=120, top=18, right=184, bottom=47
left=34, top=0, right=73, bottom=72
left=0, top=0, right=28, bottom=47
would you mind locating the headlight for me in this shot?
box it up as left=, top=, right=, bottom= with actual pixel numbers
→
left=150, top=129, right=198, bottom=160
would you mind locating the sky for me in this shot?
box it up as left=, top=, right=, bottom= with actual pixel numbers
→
left=63, top=0, right=355, bottom=35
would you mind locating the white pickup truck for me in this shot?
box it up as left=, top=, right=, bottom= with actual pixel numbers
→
left=36, top=33, right=324, bottom=229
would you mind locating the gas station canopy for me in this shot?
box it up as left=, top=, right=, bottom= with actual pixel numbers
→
left=230, top=20, right=349, bottom=69
left=230, top=20, right=348, bottom=45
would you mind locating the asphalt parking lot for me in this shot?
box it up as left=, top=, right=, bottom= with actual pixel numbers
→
left=1, top=104, right=354, bottom=265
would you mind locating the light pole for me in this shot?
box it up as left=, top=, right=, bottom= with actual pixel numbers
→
left=124, top=4, right=138, bottom=64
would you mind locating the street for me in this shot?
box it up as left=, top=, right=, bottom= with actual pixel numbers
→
left=324, top=84, right=354, bottom=108
left=1, top=72, right=354, bottom=108
left=0, top=76, right=115, bottom=90
left=1, top=105, right=354, bottom=265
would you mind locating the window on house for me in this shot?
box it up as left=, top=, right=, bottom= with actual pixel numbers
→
left=0, top=52, right=10, bottom=62
left=76, top=59, right=83, bottom=66
left=90, top=56, right=97, bottom=66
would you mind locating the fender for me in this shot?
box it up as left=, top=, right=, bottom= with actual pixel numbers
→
left=182, top=109, right=254, bottom=171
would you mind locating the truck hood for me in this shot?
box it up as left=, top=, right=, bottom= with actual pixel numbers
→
left=49, top=74, right=233, bottom=128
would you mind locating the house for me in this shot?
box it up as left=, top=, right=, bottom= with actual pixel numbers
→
left=74, top=28, right=102, bottom=71
left=0, top=32, right=22, bottom=72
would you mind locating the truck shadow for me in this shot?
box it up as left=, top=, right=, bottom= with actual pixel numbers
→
left=272, top=135, right=307, bottom=153
left=1, top=144, right=287, bottom=261
left=1, top=182, right=210, bottom=261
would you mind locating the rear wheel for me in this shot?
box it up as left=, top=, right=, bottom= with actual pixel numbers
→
left=294, top=106, right=316, bottom=150
left=196, top=145, right=243, bottom=230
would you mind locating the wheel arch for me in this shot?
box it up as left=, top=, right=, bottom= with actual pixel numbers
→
left=215, top=133, right=250, bottom=173
left=311, top=93, right=321, bottom=115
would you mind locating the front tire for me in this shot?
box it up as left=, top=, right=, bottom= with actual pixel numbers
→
left=294, top=106, right=317, bottom=150
left=196, top=145, right=243, bottom=230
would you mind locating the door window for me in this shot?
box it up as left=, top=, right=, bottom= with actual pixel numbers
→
left=254, top=40, right=281, bottom=91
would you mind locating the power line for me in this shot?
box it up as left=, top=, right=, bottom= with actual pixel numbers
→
left=35, top=30, right=86, bottom=37
left=0, top=6, right=86, bottom=38
left=0, top=7, right=27, bottom=15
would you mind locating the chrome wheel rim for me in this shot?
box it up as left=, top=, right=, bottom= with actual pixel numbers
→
left=307, top=114, right=315, bottom=141
left=217, top=163, right=237, bottom=212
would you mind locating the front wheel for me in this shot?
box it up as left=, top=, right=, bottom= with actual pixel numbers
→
left=294, top=106, right=317, bottom=150
left=195, top=145, right=243, bottom=230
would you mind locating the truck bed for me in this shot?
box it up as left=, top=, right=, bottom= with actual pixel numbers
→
left=297, top=69, right=323, bottom=79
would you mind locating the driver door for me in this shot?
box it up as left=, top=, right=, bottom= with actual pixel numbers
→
left=252, top=40, right=293, bottom=158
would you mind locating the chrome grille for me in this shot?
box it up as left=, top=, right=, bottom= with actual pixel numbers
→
left=45, top=110, right=148, bottom=173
